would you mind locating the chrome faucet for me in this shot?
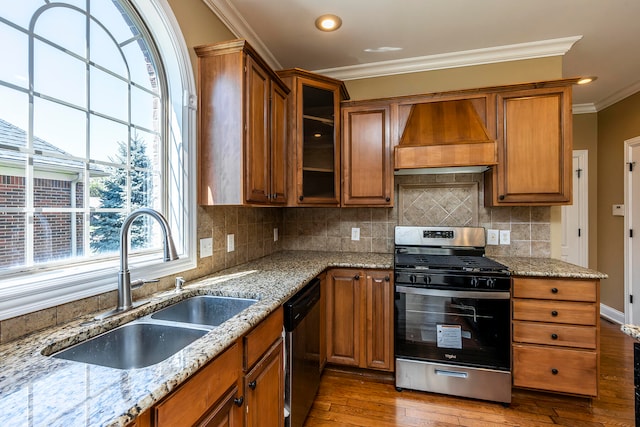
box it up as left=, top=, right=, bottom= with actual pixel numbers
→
left=96, top=208, right=179, bottom=320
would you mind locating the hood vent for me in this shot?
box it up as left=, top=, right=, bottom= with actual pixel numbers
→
left=394, top=99, right=497, bottom=170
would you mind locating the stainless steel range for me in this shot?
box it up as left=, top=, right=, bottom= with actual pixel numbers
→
left=394, top=226, right=512, bottom=404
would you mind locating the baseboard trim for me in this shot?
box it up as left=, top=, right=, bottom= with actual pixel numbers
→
left=600, top=303, right=625, bottom=324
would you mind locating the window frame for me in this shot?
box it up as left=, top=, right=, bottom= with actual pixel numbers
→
left=0, top=0, right=197, bottom=321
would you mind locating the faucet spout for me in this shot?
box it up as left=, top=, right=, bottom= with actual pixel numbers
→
left=96, top=208, right=178, bottom=320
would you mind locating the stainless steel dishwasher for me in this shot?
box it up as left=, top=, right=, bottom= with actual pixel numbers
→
left=284, top=277, right=321, bottom=427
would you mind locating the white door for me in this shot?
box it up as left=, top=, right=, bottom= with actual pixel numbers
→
left=561, top=150, right=588, bottom=267
left=625, top=137, right=640, bottom=324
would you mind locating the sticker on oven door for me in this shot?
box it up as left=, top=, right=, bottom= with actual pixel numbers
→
left=436, top=325, right=462, bottom=349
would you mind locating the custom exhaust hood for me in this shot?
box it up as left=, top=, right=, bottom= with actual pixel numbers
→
left=394, top=99, right=497, bottom=174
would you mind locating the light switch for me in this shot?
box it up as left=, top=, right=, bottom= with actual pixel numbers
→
left=199, top=237, right=213, bottom=258
left=227, top=234, right=235, bottom=252
left=612, top=204, right=624, bottom=216
left=487, top=229, right=499, bottom=245
left=499, top=230, right=511, bottom=245
left=351, top=227, right=360, bottom=241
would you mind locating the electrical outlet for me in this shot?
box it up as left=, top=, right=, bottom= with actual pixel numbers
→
left=226, top=234, right=235, bottom=252
left=487, top=229, right=499, bottom=245
left=351, top=227, right=360, bottom=241
left=273, top=227, right=278, bottom=242
left=500, top=230, right=511, bottom=245
left=199, top=237, right=213, bottom=258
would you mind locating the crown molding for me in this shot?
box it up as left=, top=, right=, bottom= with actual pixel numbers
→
left=573, top=103, right=598, bottom=114
left=314, top=36, right=583, bottom=81
left=201, top=0, right=282, bottom=70
left=595, top=79, right=640, bottom=112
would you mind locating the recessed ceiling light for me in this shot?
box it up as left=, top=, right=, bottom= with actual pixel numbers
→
left=577, top=76, right=597, bottom=85
left=364, top=47, right=403, bottom=53
left=315, top=14, right=342, bottom=32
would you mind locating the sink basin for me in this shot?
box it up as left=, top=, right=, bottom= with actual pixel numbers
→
left=150, top=295, right=258, bottom=326
left=52, top=322, right=207, bottom=369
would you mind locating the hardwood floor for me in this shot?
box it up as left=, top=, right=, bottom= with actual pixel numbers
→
left=305, top=320, right=635, bottom=426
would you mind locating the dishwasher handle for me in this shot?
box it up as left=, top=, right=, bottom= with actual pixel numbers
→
left=284, top=278, right=321, bottom=332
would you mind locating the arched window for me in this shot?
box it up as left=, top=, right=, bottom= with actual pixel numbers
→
left=0, top=1, right=196, bottom=319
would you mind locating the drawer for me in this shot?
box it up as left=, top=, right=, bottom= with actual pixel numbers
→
left=512, top=320, right=596, bottom=349
left=512, top=277, right=597, bottom=302
left=513, top=344, right=597, bottom=396
left=244, top=306, right=283, bottom=370
left=155, top=342, right=241, bottom=427
left=513, top=299, right=596, bottom=325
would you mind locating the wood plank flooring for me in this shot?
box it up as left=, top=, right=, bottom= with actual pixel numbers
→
left=305, top=320, right=635, bottom=426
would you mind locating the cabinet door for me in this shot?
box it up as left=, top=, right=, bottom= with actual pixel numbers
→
left=196, top=386, right=243, bottom=427
left=318, top=272, right=327, bottom=371
left=270, top=82, right=288, bottom=204
left=244, top=55, right=270, bottom=204
left=488, top=86, right=572, bottom=205
left=326, top=269, right=361, bottom=366
left=244, top=339, right=284, bottom=427
left=364, top=270, right=393, bottom=371
left=342, top=105, right=393, bottom=206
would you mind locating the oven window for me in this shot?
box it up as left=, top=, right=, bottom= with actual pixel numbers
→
left=395, top=291, right=510, bottom=370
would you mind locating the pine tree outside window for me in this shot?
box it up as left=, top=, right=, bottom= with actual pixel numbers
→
left=0, top=1, right=196, bottom=319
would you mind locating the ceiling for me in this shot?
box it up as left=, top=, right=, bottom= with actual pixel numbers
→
left=204, top=0, right=640, bottom=112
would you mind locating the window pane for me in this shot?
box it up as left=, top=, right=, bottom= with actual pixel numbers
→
left=33, top=97, right=86, bottom=158
left=131, top=130, right=159, bottom=171
left=90, top=66, right=128, bottom=121
left=0, top=0, right=43, bottom=29
left=34, top=174, right=76, bottom=208
left=0, top=173, right=26, bottom=208
left=34, top=5, right=86, bottom=57
left=89, top=19, right=127, bottom=76
left=0, top=86, right=29, bottom=138
left=49, top=0, right=85, bottom=11
left=0, top=212, right=25, bottom=267
left=89, top=115, right=127, bottom=164
left=33, top=211, right=73, bottom=263
left=122, top=40, right=157, bottom=91
left=90, top=211, right=122, bottom=255
left=131, top=86, right=159, bottom=130
left=34, top=40, right=86, bottom=107
left=90, top=0, right=139, bottom=44
left=0, top=22, right=29, bottom=88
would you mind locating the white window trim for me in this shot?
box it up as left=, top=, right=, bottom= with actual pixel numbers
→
left=0, top=0, right=197, bottom=321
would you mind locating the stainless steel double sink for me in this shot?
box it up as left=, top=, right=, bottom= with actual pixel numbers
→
left=50, top=295, right=257, bottom=369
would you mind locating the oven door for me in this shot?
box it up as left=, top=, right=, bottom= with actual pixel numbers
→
left=395, top=285, right=510, bottom=370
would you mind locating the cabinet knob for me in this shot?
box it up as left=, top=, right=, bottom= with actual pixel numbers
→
left=551, top=368, right=559, bottom=375
left=299, top=195, right=304, bottom=201
left=551, top=310, right=558, bottom=317
left=354, top=274, right=360, bottom=280
left=385, top=197, right=391, bottom=202
left=248, top=380, right=257, bottom=390
left=551, top=287, right=558, bottom=294
left=384, top=276, right=390, bottom=282
left=499, top=195, right=505, bottom=200
left=551, top=333, right=558, bottom=340
left=234, top=396, right=244, bottom=406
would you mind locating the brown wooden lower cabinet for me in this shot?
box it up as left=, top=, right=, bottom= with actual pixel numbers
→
left=511, top=276, right=600, bottom=397
left=325, top=268, right=394, bottom=371
left=132, top=307, right=284, bottom=427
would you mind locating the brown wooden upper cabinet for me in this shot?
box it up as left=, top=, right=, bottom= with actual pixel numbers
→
left=277, top=69, right=349, bottom=206
left=341, top=103, right=393, bottom=206
left=485, top=84, right=573, bottom=206
left=195, top=39, right=289, bottom=206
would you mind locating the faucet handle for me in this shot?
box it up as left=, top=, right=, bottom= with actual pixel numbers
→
left=131, top=278, right=159, bottom=290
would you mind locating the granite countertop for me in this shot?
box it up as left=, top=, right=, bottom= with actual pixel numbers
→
left=0, top=252, right=606, bottom=427
left=0, top=251, right=392, bottom=427
left=493, top=256, right=608, bottom=280
left=621, top=324, right=640, bottom=340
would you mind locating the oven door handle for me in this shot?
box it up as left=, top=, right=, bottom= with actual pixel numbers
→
left=395, top=285, right=510, bottom=300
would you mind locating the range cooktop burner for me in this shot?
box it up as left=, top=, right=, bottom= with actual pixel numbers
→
left=395, top=254, right=509, bottom=273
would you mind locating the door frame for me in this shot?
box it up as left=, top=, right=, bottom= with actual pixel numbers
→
left=561, top=149, right=589, bottom=267
left=624, top=136, right=640, bottom=324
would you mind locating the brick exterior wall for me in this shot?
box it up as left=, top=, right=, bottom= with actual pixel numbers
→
left=0, top=176, right=84, bottom=268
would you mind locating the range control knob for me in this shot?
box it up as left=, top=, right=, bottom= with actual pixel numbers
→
left=486, top=278, right=496, bottom=289
left=470, top=277, right=479, bottom=288
left=409, top=274, right=417, bottom=284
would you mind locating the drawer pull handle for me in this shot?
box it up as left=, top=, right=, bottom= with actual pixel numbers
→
left=551, top=333, right=558, bottom=340
left=354, top=274, right=360, bottom=280
left=234, top=396, right=244, bottom=406
left=551, top=368, right=559, bottom=375
left=551, top=310, right=558, bottom=317
left=248, top=380, right=257, bottom=390
left=385, top=276, right=390, bottom=282
left=551, top=287, right=558, bottom=294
